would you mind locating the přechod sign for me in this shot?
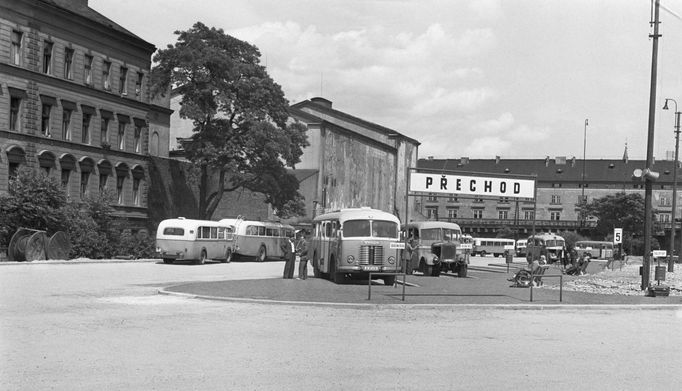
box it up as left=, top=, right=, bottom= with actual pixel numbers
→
left=410, top=172, right=535, bottom=199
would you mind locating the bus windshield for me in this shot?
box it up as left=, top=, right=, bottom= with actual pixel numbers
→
left=343, top=219, right=397, bottom=238
left=420, top=228, right=441, bottom=241
left=546, top=240, right=565, bottom=247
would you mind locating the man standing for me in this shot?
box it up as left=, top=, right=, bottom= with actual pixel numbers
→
left=281, top=236, right=296, bottom=279
left=296, top=230, right=310, bottom=280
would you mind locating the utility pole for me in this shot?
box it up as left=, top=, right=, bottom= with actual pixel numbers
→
left=581, top=119, right=588, bottom=231
left=643, top=0, right=661, bottom=290
left=672, top=111, right=680, bottom=272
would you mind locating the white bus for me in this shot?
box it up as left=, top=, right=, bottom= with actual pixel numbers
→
left=311, top=207, right=401, bottom=285
left=156, top=218, right=234, bottom=264
left=526, top=232, right=566, bottom=263
left=219, top=218, right=295, bottom=262
left=515, top=239, right=528, bottom=257
left=574, top=240, right=613, bottom=260
left=472, top=237, right=516, bottom=257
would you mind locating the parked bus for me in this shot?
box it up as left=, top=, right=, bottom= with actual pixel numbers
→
left=472, top=237, right=515, bottom=257
left=311, top=207, right=401, bottom=285
left=404, top=221, right=468, bottom=277
left=156, top=218, right=234, bottom=264
left=219, top=218, right=295, bottom=262
left=574, top=240, right=614, bottom=260
left=526, top=232, right=566, bottom=263
left=515, top=239, right=528, bottom=257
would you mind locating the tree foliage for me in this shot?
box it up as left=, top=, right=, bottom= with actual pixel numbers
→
left=0, top=167, right=68, bottom=245
left=0, top=168, right=154, bottom=260
left=584, top=192, right=646, bottom=239
left=151, top=22, right=309, bottom=219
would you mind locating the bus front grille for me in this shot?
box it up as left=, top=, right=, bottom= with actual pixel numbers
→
left=359, top=245, right=384, bottom=265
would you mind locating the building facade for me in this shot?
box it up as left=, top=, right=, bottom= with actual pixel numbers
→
left=417, top=156, right=680, bottom=242
left=0, top=0, right=172, bottom=229
left=290, top=97, right=420, bottom=222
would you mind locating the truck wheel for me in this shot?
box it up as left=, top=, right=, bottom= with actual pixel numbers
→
left=196, top=250, right=207, bottom=265
left=222, top=248, right=232, bottom=263
left=420, top=259, right=432, bottom=276
left=163, top=258, right=173, bottom=264
left=480, top=251, right=487, bottom=257
left=432, top=263, right=441, bottom=277
left=458, top=264, right=468, bottom=278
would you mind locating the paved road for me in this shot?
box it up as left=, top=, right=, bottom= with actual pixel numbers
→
left=1, top=260, right=681, bottom=390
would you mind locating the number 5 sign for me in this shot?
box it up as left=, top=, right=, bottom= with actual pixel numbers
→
left=613, top=228, right=623, bottom=244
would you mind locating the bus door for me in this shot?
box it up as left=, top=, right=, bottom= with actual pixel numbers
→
left=319, top=221, right=331, bottom=272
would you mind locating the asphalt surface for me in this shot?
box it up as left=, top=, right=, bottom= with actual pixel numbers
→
left=160, top=258, right=682, bottom=306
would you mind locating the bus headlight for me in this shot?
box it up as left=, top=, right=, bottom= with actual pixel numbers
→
left=432, top=256, right=439, bottom=263
left=388, top=256, right=395, bottom=264
left=346, top=255, right=355, bottom=264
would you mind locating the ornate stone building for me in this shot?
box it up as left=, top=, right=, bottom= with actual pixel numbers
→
left=0, top=0, right=172, bottom=229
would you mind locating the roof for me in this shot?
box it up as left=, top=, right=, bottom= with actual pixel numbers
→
left=40, top=0, right=154, bottom=50
left=313, top=207, right=400, bottom=223
left=418, top=157, right=680, bottom=185
left=291, top=98, right=420, bottom=146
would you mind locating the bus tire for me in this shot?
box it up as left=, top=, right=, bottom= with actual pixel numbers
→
left=330, top=257, right=342, bottom=284
left=255, top=245, right=267, bottom=262
left=382, top=275, right=396, bottom=286
left=458, top=264, right=468, bottom=278
left=162, top=258, right=173, bottom=264
left=480, top=251, right=487, bottom=257
left=223, top=248, right=232, bottom=263
left=196, top=250, right=207, bottom=265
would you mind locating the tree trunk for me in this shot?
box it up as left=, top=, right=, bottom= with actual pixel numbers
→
left=202, top=169, right=226, bottom=219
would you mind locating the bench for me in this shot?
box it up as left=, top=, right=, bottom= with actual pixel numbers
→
left=531, top=265, right=550, bottom=287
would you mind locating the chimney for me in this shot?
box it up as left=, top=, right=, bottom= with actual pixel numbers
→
left=460, top=157, right=469, bottom=165
left=545, top=156, right=550, bottom=167
left=310, top=97, right=332, bottom=109
left=495, top=156, right=501, bottom=164
left=571, top=156, right=576, bottom=167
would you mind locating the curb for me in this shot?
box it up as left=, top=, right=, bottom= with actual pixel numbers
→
left=0, top=258, right=160, bottom=265
left=157, top=288, right=682, bottom=311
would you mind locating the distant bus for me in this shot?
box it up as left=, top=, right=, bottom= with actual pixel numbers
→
left=526, top=232, right=566, bottom=263
left=404, top=221, right=468, bottom=277
left=472, top=237, right=515, bottom=257
left=515, top=239, right=528, bottom=257
left=574, top=240, right=614, bottom=260
left=311, top=207, right=401, bottom=285
left=219, top=218, right=295, bottom=262
left=156, top=218, right=234, bottom=264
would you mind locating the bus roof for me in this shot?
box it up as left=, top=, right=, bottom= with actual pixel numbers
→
left=575, top=240, right=612, bottom=246
left=218, top=218, right=293, bottom=229
left=405, top=221, right=461, bottom=230
left=313, top=207, right=399, bottom=224
left=157, top=218, right=227, bottom=229
left=527, top=232, right=565, bottom=240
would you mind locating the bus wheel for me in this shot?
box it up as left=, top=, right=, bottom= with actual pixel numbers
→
left=458, top=264, right=468, bottom=278
left=162, top=258, right=173, bottom=264
left=223, top=248, right=232, bottom=263
left=480, top=251, right=487, bottom=257
left=330, top=257, right=342, bottom=284
left=382, top=275, right=396, bottom=286
left=255, top=245, right=267, bottom=262
left=197, top=250, right=207, bottom=265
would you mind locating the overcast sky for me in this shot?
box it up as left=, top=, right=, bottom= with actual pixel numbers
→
left=90, top=0, right=682, bottom=161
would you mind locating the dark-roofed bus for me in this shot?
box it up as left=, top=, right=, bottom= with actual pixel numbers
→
left=311, top=207, right=401, bottom=285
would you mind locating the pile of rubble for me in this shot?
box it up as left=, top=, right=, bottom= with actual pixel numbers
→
left=546, top=263, right=682, bottom=296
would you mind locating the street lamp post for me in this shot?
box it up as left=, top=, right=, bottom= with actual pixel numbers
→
left=581, top=119, right=588, bottom=230
left=663, top=98, right=680, bottom=272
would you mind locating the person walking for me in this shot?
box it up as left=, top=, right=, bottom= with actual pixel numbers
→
left=296, top=230, right=310, bottom=280
left=281, top=236, right=296, bottom=279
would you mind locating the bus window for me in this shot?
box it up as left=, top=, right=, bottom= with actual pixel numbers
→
left=344, top=220, right=370, bottom=237
left=325, top=222, right=333, bottom=237
left=266, top=227, right=277, bottom=237
left=211, top=227, right=218, bottom=239
left=421, top=228, right=440, bottom=241
left=163, top=227, right=184, bottom=236
left=372, top=220, right=397, bottom=238
left=257, top=226, right=265, bottom=236
left=200, top=226, right=211, bottom=239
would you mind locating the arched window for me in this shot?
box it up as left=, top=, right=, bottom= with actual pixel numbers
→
left=115, top=162, right=129, bottom=205
left=98, top=159, right=112, bottom=194
left=6, top=145, right=26, bottom=184
left=150, top=131, right=159, bottom=156
left=79, top=157, right=95, bottom=199
left=37, top=150, right=56, bottom=176
left=131, top=165, right=145, bottom=206
left=59, top=153, right=77, bottom=195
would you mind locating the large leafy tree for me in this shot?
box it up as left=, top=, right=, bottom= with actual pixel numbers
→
left=583, top=192, right=647, bottom=244
left=151, top=22, right=309, bottom=219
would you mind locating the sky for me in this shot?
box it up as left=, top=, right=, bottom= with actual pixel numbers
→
left=89, top=0, right=682, bottom=161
